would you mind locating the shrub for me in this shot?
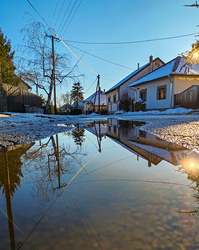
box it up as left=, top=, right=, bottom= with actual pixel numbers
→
left=70, top=109, right=82, bottom=115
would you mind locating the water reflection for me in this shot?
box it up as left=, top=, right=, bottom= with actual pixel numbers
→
left=0, top=143, right=34, bottom=250
left=105, top=118, right=199, bottom=168
left=1, top=119, right=199, bottom=249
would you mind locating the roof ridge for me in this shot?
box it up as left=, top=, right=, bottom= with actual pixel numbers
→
left=106, top=61, right=150, bottom=93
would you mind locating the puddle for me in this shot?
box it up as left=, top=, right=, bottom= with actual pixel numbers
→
left=1, top=119, right=199, bottom=249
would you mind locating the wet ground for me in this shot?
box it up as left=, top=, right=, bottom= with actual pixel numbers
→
left=1, top=120, right=199, bottom=249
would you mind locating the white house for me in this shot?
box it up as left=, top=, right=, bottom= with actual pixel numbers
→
left=106, top=56, right=164, bottom=114
left=83, top=88, right=107, bottom=114
left=129, top=56, right=199, bottom=110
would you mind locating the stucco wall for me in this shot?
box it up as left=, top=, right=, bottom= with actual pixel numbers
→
left=173, top=75, right=199, bottom=94
left=107, top=89, right=119, bottom=114
left=136, top=78, right=171, bottom=110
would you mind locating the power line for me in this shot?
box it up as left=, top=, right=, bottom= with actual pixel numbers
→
left=27, top=0, right=98, bottom=76
left=51, top=0, right=60, bottom=25
left=54, top=0, right=66, bottom=27
left=37, top=0, right=65, bottom=35
left=60, top=0, right=78, bottom=33
left=58, top=0, right=73, bottom=32
left=64, top=32, right=198, bottom=45
left=84, top=78, right=97, bottom=94
left=66, top=42, right=134, bottom=70
left=62, top=0, right=82, bottom=36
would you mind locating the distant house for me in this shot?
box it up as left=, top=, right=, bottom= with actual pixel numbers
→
left=129, top=56, right=199, bottom=110
left=83, top=88, right=107, bottom=114
left=60, top=104, right=71, bottom=113
left=71, top=101, right=84, bottom=111
left=106, top=56, right=164, bottom=114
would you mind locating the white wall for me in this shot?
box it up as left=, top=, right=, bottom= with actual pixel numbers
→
left=107, top=89, right=119, bottom=113
left=174, top=75, right=199, bottom=94
left=136, top=78, right=171, bottom=110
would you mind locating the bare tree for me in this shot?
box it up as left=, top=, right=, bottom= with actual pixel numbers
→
left=17, top=19, right=83, bottom=113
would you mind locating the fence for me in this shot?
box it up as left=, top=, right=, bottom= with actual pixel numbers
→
left=0, top=83, right=43, bottom=113
left=174, top=85, right=199, bottom=109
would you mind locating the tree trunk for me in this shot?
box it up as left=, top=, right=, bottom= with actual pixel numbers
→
left=46, top=77, right=53, bottom=113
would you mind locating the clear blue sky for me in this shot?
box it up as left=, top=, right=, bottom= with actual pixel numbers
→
left=1, top=0, right=199, bottom=102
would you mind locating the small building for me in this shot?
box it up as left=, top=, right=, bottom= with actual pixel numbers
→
left=83, top=88, right=107, bottom=114
left=129, top=56, right=199, bottom=110
left=106, top=56, right=164, bottom=114
left=0, top=83, right=42, bottom=113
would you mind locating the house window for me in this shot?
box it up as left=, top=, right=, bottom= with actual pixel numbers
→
left=157, top=85, right=167, bottom=100
left=113, top=95, right=116, bottom=103
left=139, top=89, right=147, bottom=102
left=108, top=96, right=111, bottom=103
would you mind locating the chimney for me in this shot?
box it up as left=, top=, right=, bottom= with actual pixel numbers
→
left=149, top=55, right=153, bottom=73
left=104, top=89, right=105, bottom=92
left=99, top=87, right=101, bottom=93
left=138, top=63, right=139, bottom=69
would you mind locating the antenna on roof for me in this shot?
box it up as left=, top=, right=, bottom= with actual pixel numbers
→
left=184, top=1, right=199, bottom=8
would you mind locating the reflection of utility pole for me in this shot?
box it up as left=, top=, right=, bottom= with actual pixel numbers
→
left=56, top=134, right=61, bottom=189
left=94, top=121, right=102, bottom=153
left=4, top=149, right=16, bottom=250
left=51, top=135, right=67, bottom=190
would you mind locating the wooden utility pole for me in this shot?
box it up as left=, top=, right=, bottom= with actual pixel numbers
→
left=47, top=35, right=57, bottom=114
left=98, top=75, right=100, bottom=114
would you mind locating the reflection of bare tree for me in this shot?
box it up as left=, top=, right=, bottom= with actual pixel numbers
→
left=178, top=165, right=199, bottom=216
left=0, top=143, right=34, bottom=250
left=22, top=134, right=87, bottom=203
left=72, top=124, right=85, bottom=147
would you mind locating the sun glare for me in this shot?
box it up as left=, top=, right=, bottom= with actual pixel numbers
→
left=190, top=162, right=195, bottom=167
left=194, top=52, right=199, bottom=58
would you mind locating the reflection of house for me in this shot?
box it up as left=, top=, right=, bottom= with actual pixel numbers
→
left=106, top=56, right=164, bottom=114
left=129, top=56, right=199, bottom=110
left=85, top=121, right=107, bottom=137
left=106, top=118, right=198, bottom=167
left=83, top=88, right=107, bottom=114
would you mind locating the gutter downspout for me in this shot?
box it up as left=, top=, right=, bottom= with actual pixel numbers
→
left=168, top=74, right=174, bottom=108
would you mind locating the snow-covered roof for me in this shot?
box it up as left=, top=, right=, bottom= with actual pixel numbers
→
left=84, top=91, right=107, bottom=105
left=71, top=101, right=84, bottom=108
left=129, top=57, right=199, bottom=87
left=60, top=104, right=70, bottom=110
left=106, top=62, right=150, bottom=93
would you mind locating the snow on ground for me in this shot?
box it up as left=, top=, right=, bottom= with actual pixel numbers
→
left=1, top=108, right=199, bottom=153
